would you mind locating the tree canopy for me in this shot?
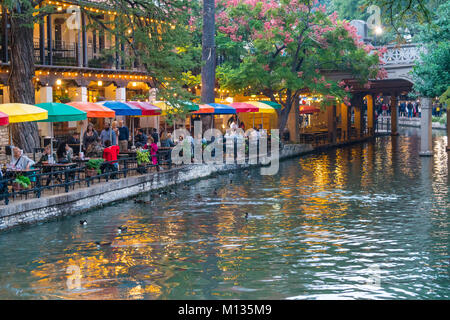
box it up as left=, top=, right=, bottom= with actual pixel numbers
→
left=215, top=0, right=386, bottom=132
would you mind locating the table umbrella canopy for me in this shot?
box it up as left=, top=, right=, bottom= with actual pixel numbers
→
left=67, top=101, right=115, bottom=118
left=207, top=103, right=236, bottom=114
left=97, top=101, right=142, bottom=116
left=259, top=101, right=282, bottom=109
left=245, top=101, right=277, bottom=114
left=35, top=102, right=87, bottom=122
left=300, top=105, right=321, bottom=114
left=192, top=104, right=215, bottom=114
left=127, top=101, right=162, bottom=116
left=0, top=103, right=48, bottom=123
left=154, top=101, right=199, bottom=115
left=230, top=102, right=259, bottom=113
left=0, top=111, right=8, bottom=126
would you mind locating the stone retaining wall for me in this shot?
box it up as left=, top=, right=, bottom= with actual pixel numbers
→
left=0, top=144, right=314, bottom=232
left=398, top=117, right=447, bottom=130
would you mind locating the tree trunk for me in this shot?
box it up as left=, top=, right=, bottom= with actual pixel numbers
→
left=201, top=0, right=215, bottom=129
left=8, top=10, right=40, bottom=153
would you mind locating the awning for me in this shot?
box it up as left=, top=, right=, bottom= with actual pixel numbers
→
left=97, top=101, right=142, bottom=116
left=299, top=105, right=320, bottom=114
left=207, top=103, right=236, bottom=114
left=35, top=102, right=87, bottom=122
left=154, top=101, right=199, bottom=115
left=127, top=101, right=162, bottom=116
left=192, top=104, right=215, bottom=114
left=0, top=103, right=48, bottom=123
left=230, top=102, right=259, bottom=113
left=244, top=101, right=277, bottom=114
left=0, top=111, right=8, bottom=126
left=259, top=101, right=282, bottom=109
left=67, top=101, right=115, bottom=118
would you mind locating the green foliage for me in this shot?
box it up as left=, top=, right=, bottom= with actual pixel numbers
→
left=86, top=158, right=104, bottom=174
left=412, top=2, right=450, bottom=98
left=136, top=149, right=150, bottom=165
left=13, top=175, right=31, bottom=188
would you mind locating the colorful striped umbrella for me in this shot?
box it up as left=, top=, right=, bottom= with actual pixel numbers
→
left=259, top=101, right=282, bottom=109
left=207, top=103, right=236, bottom=114
left=68, top=102, right=115, bottom=118
left=230, top=102, right=259, bottom=113
left=35, top=102, right=87, bottom=122
left=127, top=101, right=162, bottom=116
left=0, top=111, right=9, bottom=126
left=97, top=101, right=142, bottom=116
left=0, top=103, right=48, bottom=123
left=192, top=104, right=215, bottom=114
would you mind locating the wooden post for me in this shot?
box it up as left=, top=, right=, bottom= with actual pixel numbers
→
left=81, top=12, right=87, bottom=67
left=2, top=8, right=8, bottom=63
left=327, top=104, right=337, bottom=144
left=341, top=103, right=348, bottom=141
left=47, top=14, right=52, bottom=65
left=366, top=94, right=374, bottom=136
left=390, top=94, right=399, bottom=136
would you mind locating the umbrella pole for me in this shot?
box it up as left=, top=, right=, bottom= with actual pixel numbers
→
left=110, top=117, right=112, bottom=144
left=50, top=122, right=54, bottom=162
left=132, top=117, right=135, bottom=147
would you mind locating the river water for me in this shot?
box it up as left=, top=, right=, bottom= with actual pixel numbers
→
left=0, top=128, right=448, bottom=299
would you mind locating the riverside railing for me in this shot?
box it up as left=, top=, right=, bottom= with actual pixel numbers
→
left=0, top=151, right=173, bottom=206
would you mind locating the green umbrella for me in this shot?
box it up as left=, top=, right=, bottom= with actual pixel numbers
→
left=259, top=101, right=281, bottom=109
left=35, top=102, right=87, bottom=122
left=180, top=101, right=200, bottom=112
left=35, top=103, right=87, bottom=160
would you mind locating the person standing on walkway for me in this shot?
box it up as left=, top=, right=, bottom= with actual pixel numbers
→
left=100, top=122, right=117, bottom=147
left=118, top=120, right=129, bottom=152
left=83, top=123, right=98, bottom=151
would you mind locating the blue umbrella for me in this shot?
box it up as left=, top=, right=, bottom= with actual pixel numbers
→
left=97, top=101, right=142, bottom=116
left=207, top=103, right=237, bottom=114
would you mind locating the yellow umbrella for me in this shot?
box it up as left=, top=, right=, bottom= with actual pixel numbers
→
left=0, top=103, right=48, bottom=145
left=244, top=101, right=276, bottom=129
left=245, top=101, right=277, bottom=114
left=153, top=101, right=173, bottom=116
left=0, top=103, right=48, bottom=122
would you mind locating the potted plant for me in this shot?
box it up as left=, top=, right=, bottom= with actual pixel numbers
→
left=13, top=175, right=31, bottom=191
left=136, top=149, right=150, bottom=173
left=86, top=159, right=104, bottom=177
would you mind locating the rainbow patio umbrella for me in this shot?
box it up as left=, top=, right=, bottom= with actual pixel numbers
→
left=0, top=111, right=8, bottom=126
left=97, top=101, right=142, bottom=116
left=244, top=101, right=277, bottom=129
left=36, top=102, right=87, bottom=157
left=68, top=101, right=116, bottom=148
left=0, top=103, right=48, bottom=144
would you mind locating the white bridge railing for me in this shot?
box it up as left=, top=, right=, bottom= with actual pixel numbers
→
left=378, top=43, right=424, bottom=66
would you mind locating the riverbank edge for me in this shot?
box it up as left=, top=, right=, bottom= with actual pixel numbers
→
left=0, top=136, right=377, bottom=232
left=398, top=118, right=447, bottom=130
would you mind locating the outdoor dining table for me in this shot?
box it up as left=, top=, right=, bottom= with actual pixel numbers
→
left=39, top=162, right=78, bottom=186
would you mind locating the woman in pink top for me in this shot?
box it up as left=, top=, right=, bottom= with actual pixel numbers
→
left=144, top=136, right=158, bottom=165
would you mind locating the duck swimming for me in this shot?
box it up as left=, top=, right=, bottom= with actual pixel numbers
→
left=118, top=226, right=128, bottom=233
left=80, top=220, right=87, bottom=225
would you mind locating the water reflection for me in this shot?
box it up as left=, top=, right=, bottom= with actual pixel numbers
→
left=0, top=128, right=448, bottom=299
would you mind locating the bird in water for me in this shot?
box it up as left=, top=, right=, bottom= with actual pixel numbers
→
left=195, top=194, right=202, bottom=200
left=80, top=220, right=87, bottom=226
left=134, top=199, right=150, bottom=204
left=95, top=241, right=112, bottom=247
left=118, top=226, right=127, bottom=233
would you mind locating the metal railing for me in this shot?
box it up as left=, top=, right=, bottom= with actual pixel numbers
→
left=0, top=150, right=173, bottom=206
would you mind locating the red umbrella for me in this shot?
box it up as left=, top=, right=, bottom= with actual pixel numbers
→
left=127, top=101, right=162, bottom=116
left=230, top=102, right=259, bottom=113
left=0, top=111, right=9, bottom=126
left=299, top=105, right=320, bottom=114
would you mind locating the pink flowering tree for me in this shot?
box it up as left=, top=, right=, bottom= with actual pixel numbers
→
left=215, top=0, right=386, bottom=135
